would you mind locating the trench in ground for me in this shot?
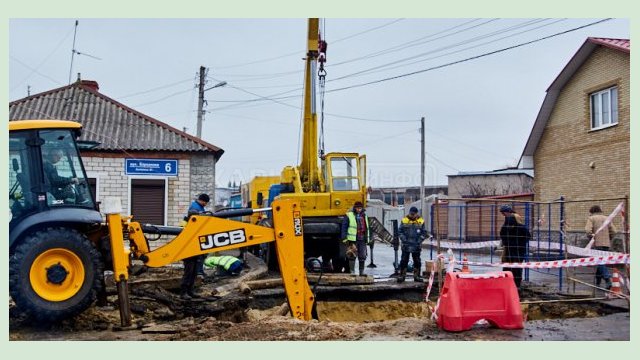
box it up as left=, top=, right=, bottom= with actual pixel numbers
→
left=311, top=299, right=624, bottom=323
left=245, top=286, right=626, bottom=323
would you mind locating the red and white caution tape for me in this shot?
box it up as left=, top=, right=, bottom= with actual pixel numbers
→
left=431, top=297, right=441, bottom=322
left=455, top=272, right=507, bottom=279
left=424, top=239, right=626, bottom=258
left=423, top=261, right=437, bottom=302
left=424, top=239, right=500, bottom=250
left=423, top=256, right=442, bottom=321
left=453, top=254, right=630, bottom=269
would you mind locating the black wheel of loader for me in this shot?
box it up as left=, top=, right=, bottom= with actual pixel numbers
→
left=9, top=227, right=104, bottom=322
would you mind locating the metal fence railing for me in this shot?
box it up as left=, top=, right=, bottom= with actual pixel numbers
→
left=424, top=196, right=630, bottom=295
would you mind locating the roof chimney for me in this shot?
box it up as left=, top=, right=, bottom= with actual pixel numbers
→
left=79, top=80, right=100, bottom=91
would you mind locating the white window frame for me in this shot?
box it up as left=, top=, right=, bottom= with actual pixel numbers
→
left=85, top=172, right=104, bottom=202
left=127, top=176, right=168, bottom=226
left=590, top=86, right=618, bottom=130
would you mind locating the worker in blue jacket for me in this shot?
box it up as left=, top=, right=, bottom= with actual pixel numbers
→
left=397, top=207, right=427, bottom=283
left=180, top=193, right=210, bottom=300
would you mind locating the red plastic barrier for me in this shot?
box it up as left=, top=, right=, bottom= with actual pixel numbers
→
left=436, top=271, right=523, bottom=332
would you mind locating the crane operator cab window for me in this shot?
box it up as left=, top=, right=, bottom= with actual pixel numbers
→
left=329, top=156, right=360, bottom=191
left=40, top=130, right=94, bottom=208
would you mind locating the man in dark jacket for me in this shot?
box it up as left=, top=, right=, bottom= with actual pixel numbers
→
left=499, top=204, right=530, bottom=288
left=340, top=201, right=371, bottom=275
left=397, top=207, right=427, bottom=283
left=180, top=193, right=210, bottom=300
left=43, top=148, right=79, bottom=202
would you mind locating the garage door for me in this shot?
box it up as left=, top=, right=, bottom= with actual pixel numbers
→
left=131, top=179, right=165, bottom=225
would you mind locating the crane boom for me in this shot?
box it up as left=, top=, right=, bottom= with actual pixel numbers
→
left=299, top=18, right=321, bottom=192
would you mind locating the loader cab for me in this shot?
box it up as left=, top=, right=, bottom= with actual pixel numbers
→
left=9, top=122, right=96, bottom=230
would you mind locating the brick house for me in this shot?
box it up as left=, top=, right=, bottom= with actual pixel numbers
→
left=447, top=168, right=534, bottom=199
left=519, top=38, right=630, bottom=202
left=445, top=169, right=534, bottom=240
left=10, top=79, right=224, bottom=238
left=369, top=185, right=448, bottom=206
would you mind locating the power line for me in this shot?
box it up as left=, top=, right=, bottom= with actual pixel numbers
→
left=209, top=19, right=522, bottom=85
left=116, top=78, right=193, bottom=99
left=330, top=18, right=492, bottom=67
left=207, top=19, right=611, bottom=119
left=226, top=84, right=300, bottom=110
left=10, top=25, right=74, bottom=91
left=207, top=19, right=560, bottom=93
left=338, top=18, right=566, bottom=80
left=427, top=152, right=460, bottom=172
left=132, top=87, right=194, bottom=107
left=209, top=111, right=386, bottom=137
left=325, top=18, right=612, bottom=94
left=208, top=83, right=421, bottom=124
left=325, top=113, right=418, bottom=123
left=331, top=18, right=405, bottom=44
left=343, top=128, right=418, bottom=151
left=10, top=56, right=63, bottom=90
left=212, top=19, right=477, bottom=81
left=331, top=18, right=554, bottom=81
left=214, top=18, right=405, bottom=70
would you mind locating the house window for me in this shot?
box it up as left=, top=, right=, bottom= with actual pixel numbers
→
left=590, top=86, right=618, bottom=130
left=87, top=177, right=98, bottom=203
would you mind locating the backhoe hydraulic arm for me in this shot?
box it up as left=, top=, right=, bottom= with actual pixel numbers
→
left=106, top=199, right=314, bottom=326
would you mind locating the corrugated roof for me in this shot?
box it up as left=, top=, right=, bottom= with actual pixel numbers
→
left=518, top=38, right=629, bottom=166
left=588, top=38, right=630, bottom=53
left=9, top=80, right=224, bottom=159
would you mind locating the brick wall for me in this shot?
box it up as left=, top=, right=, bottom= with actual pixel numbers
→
left=83, top=152, right=217, bottom=248
left=83, top=156, right=129, bottom=213
left=189, top=153, right=216, bottom=207
left=448, top=174, right=533, bottom=198
left=534, top=46, right=630, bottom=202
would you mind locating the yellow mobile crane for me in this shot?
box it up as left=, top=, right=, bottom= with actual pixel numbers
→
left=9, top=120, right=314, bottom=325
left=246, top=19, right=367, bottom=272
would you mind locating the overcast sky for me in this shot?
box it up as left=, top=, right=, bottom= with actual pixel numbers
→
left=9, top=18, right=629, bottom=187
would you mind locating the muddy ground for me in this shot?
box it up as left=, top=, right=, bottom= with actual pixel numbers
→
left=9, top=255, right=630, bottom=341
left=8, top=301, right=630, bottom=341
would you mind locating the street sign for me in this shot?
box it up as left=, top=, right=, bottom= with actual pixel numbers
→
left=125, top=158, right=178, bottom=176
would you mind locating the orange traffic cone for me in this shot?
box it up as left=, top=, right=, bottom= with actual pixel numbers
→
left=608, top=269, right=622, bottom=298
left=461, top=254, right=471, bottom=273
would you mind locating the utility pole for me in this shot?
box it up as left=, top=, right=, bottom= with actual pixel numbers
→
left=420, top=116, right=426, bottom=217
left=196, top=66, right=207, bottom=138
left=196, top=66, right=226, bottom=139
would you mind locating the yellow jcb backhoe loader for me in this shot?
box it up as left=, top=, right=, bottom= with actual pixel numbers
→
left=9, top=120, right=315, bottom=326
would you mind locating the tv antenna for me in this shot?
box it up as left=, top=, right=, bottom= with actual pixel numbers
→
left=68, top=20, right=102, bottom=84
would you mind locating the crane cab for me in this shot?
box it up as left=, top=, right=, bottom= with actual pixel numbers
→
left=323, top=152, right=367, bottom=213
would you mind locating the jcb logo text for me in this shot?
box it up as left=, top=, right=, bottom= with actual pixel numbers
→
left=199, top=229, right=246, bottom=250
left=293, top=212, right=302, bottom=236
